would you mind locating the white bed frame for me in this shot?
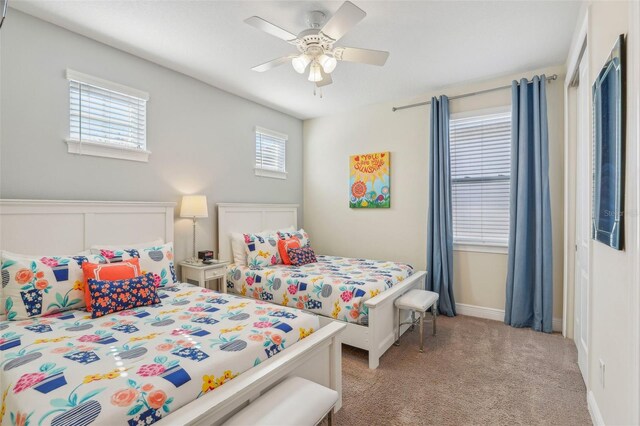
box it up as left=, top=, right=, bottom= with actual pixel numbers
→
left=218, top=203, right=427, bottom=369
left=0, top=199, right=345, bottom=425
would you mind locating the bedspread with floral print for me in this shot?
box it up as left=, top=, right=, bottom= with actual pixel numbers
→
left=0, top=284, right=318, bottom=426
left=226, top=255, right=414, bottom=325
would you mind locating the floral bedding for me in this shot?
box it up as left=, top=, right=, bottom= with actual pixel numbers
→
left=226, top=255, right=414, bottom=325
left=0, top=284, right=318, bottom=426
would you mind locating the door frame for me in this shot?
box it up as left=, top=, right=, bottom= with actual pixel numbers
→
left=563, top=10, right=589, bottom=340
left=629, top=2, right=640, bottom=422
left=574, top=51, right=590, bottom=383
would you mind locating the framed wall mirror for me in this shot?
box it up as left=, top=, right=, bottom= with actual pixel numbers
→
left=592, top=34, right=625, bottom=250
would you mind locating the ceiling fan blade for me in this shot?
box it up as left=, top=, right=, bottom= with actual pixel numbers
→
left=335, top=47, right=389, bottom=66
left=320, top=1, right=366, bottom=42
left=316, top=70, right=333, bottom=87
left=245, top=16, right=298, bottom=42
left=251, top=56, right=295, bottom=72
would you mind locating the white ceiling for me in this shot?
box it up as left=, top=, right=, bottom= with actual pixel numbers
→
left=10, top=0, right=581, bottom=120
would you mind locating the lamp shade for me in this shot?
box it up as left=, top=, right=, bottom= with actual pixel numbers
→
left=180, top=195, right=208, bottom=218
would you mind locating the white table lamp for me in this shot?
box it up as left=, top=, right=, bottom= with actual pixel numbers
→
left=180, top=195, right=208, bottom=262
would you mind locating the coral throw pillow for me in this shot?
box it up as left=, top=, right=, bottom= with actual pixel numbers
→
left=278, top=237, right=301, bottom=265
left=287, top=246, right=317, bottom=266
left=88, top=272, right=161, bottom=318
left=82, top=259, right=141, bottom=312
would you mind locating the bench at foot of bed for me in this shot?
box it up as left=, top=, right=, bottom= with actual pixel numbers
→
left=223, top=376, right=338, bottom=426
left=318, top=271, right=427, bottom=369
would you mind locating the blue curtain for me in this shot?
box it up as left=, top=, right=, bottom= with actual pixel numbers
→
left=505, top=76, right=553, bottom=332
left=427, top=95, right=456, bottom=317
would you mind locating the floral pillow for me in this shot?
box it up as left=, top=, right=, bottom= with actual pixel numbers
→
left=278, top=237, right=301, bottom=265
left=82, top=259, right=142, bottom=312
left=277, top=229, right=310, bottom=248
left=243, top=233, right=280, bottom=269
left=286, top=246, right=317, bottom=266
left=91, top=242, right=178, bottom=287
left=1, top=252, right=102, bottom=320
left=88, top=272, right=161, bottom=318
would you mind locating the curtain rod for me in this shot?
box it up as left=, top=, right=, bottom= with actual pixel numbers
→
left=391, top=74, right=558, bottom=112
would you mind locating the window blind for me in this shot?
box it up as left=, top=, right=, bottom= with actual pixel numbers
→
left=68, top=71, right=147, bottom=150
left=450, top=111, right=511, bottom=246
left=255, top=127, right=287, bottom=173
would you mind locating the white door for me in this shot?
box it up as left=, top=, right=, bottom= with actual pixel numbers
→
left=574, top=56, right=590, bottom=384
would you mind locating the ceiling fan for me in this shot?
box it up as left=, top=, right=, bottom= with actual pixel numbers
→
left=245, top=1, right=389, bottom=90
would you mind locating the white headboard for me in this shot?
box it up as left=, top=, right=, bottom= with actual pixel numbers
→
left=217, top=203, right=298, bottom=263
left=0, top=200, right=175, bottom=255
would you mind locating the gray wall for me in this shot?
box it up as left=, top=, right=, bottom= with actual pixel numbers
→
left=0, top=11, right=303, bottom=262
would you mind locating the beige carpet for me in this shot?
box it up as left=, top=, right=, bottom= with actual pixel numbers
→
left=335, top=315, right=591, bottom=426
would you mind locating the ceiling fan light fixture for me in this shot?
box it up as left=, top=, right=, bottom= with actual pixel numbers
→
left=308, top=62, right=323, bottom=82
left=292, top=54, right=311, bottom=74
left=318, top=54, right=337, bottom=74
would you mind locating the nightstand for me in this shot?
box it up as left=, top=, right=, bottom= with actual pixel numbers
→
left=180, top=260, right=229, bottom=292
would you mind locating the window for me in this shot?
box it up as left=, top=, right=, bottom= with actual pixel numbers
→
left=450, top=109, right=511, bottom=250
left=66, top=69, right=150, bottom=162
left=255, top=127, right=287, bottom=179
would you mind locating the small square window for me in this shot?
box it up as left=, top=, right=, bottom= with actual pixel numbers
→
left=255, top=126, right=287, bottom=179
left=66, top=69, right=150, bottom=162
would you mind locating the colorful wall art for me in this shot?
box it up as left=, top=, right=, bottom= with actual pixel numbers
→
left=349, top=152, right=390, bottom=208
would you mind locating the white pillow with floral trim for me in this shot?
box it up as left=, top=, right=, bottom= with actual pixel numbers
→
left=1, top=252, right=103, bottom=320
left=277, top=228, right=311, bottom=247
left=243, top=233, right=280, bottom=269
left=231, top=228, right=294, bottom=267
left=90, top=242, right=178, bottom=287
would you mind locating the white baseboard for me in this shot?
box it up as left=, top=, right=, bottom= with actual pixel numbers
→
left=456, top=303, right=505, bottom=321
left=456, top=303, right=563, bottom=332
left=587, top=391, right=604, bottom=426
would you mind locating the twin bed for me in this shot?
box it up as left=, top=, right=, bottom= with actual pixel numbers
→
left=217, top=203, right=427, bottom=369
left=226, top=255, right=414, bottom=325
left=0, top=200, right=344, bottom=426
left=1, top=286, right=319, bottom=426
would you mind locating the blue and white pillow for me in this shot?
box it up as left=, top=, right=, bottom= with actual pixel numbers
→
left=287, top=246, right=317, bottom=266
left=88, top=272, right=161, bottom=318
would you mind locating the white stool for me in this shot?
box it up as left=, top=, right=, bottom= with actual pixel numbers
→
left=223, top=376, right=338, bottom=426
left=394, top=289, right=439, bottom=352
